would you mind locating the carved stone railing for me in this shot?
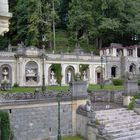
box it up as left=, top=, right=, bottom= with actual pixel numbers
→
left=0, top=52, right=15, bottom=57
left=0, top=90, right=72, bottom=105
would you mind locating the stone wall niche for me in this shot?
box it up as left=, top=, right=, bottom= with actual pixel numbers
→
left=25, top=61, right=39, bottom=86
left=0, top=64, right=12, bottom=84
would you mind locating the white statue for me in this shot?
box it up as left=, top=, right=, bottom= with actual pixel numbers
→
left=2, top=69, right=8, bottom=80
left=50, top=71, right=57, bottom=85
left=67, top=71, right=72, bottom=83
left=51, top=71, right=55, bottom=80
left=26, top=69, right=36, bottom=76
left=83, top=71, right=88, bottom=81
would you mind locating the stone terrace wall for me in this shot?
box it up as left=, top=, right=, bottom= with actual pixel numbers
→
left=89, top=90, right=124, bottom=105
left=10, top=102, right=72, bottom=140
left=0, top=91, right=73, bottom=140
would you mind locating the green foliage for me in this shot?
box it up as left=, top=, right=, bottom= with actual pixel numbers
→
left=128, top=97, right=135, bottom=110
left=0, top=110, right=11, bottom=140
left=13, top=83, right=19, bottom=87
left=128, top=93, right=140, bottom=110
left=138, top=80, right=140, bottom=86
left=7, top=0, right=59, bottom=47
left=79, top=64, right=89, bottom=79
left=79, top=64, right=89, bottom=73
left=68, top=0, right=140, bottom=47
left=88, top=84, right=124, bottom=91
left=112, top=79, right=124, bottom=86
left=51, top=64, right=62, bottom=85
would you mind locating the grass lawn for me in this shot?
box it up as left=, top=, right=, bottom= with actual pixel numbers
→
left=62, top=136, right=84, bottom=140
left=88, top=84, right=124, bottom=91
left=0, top=84, right=124, bottom=93
left=0, top=87, right=35, bottom=93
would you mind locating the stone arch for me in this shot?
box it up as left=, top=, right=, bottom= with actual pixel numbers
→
left=111, top=66, right=118, bottom=78
left=95, top=66, right=104, bottom=84
left=129, top=63, right=136, bottom=74
left=48, top=65, right=57, bottom=85
left=95, top=66, right=102, bottom=84
left=48, top=66, right=52, bottom=85
left=0, top=64, right=12, bottom=84
left=25, top=61, right=39, bottom=85
left=65, top=66, right=75, bottom=84
left=79, top=64, right=89, bottom=82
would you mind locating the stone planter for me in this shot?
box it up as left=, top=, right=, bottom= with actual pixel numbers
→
left=1, top=83, right=12, bottom=90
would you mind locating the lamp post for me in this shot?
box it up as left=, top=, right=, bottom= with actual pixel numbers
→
left=57, top=92, right=61, bottom=140
left=42, top=45, right=46, bottom=93
left=100, top=55, right=104, bottom=89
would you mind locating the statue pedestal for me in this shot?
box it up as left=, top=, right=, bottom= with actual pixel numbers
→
left=123, top=79, right=138, bottom=106
left=124, top=80, right=138, bottom=96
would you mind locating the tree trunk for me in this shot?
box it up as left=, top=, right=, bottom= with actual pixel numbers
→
left=99, top=38, right=102, bottom=49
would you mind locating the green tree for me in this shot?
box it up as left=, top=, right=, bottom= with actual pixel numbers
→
left=7, top=0, right=59, bottom=48
left=68, top=0, right=140, bottom=48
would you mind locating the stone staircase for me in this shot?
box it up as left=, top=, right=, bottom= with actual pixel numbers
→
left=95, top=108, right=140, bottom=140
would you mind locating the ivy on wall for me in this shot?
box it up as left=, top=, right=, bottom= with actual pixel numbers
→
left=51, top=64, right=62, bottom=85
left=0, top=110, right=11, bottom=140
left=79, top=64, right=89, bottom=78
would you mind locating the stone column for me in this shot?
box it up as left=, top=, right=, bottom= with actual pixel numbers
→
left=134, top=47, right=138, bottom=58
left=45, top=63, right=51, bottom=85
left=19, top=57, right=23, bottom=86
left=89, top=65, right=93, bottom=84
left=70, top=79, right=87, bottom=135
left=123, top=48, right=127, bottom=56
left=61, top=64, right=67, bottom=85
left=112, top=48, right=116, bottom=56
left=123, top=76, right=139, bottom=106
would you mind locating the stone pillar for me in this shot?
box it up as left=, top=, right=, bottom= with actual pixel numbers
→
left=61, top=64, right=66, bottom=85
left=134, top=47, right=138, bottom=58
left=112, top=48, right=116, bottom=56
left=70, top=79, right=87, bottom=135
left=123, top=78, right=139, bottom=106
left=45, top=64, right=51, bottom=85
left=19, top=57, right=23, bottom=86
left=123, top=48, right=127, bottom=56
left=89, top=65, right=93, bottom=84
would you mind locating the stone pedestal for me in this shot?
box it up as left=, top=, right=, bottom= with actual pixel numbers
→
left=70, top=80, right=87, bottom=100
left=70, top=80, right=88, bottom=135
left=123, top=79, right=138, bottom=106
left=124, top=80, right=138, bottom=95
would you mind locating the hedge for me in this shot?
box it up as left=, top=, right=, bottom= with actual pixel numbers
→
left=112, top=79, right=124, bottom=86
left=0, top=110, right=11, bottom=140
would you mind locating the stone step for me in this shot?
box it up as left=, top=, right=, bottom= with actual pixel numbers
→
left=96, top=113, right=138, bottom=121
left=96, top=110, right=137, bottom=116
left=107, top=125, right=140, bottom=134
left=99, top=116, right=140, bottom=125
left=106, top=121, right=140, bottom=131
left=112, top=128, right=140, bottom=139
left=113, top=131, right=140, bottom=140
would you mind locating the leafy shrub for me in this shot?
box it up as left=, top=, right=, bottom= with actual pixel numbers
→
left=13, top=83, right=19, bottom=87
left=0, top=110, right=11, bottom=140
left=138, top=80, right=140, bottom=86
left=112, top=79, right=123, bottom=86
left=128, top=97, right=135, bottom=110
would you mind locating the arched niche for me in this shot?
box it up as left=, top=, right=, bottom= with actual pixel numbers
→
left=111, top=66, right=118, bottom=78
left=65, top=66, right=75, bottom=84
left=129, top=63, right=136, bottom=74
left=25, top=61, right=39, bottom=85
left=95, top=66, right=101, bottom=84
left=0, top=64, right=12, bottom=84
